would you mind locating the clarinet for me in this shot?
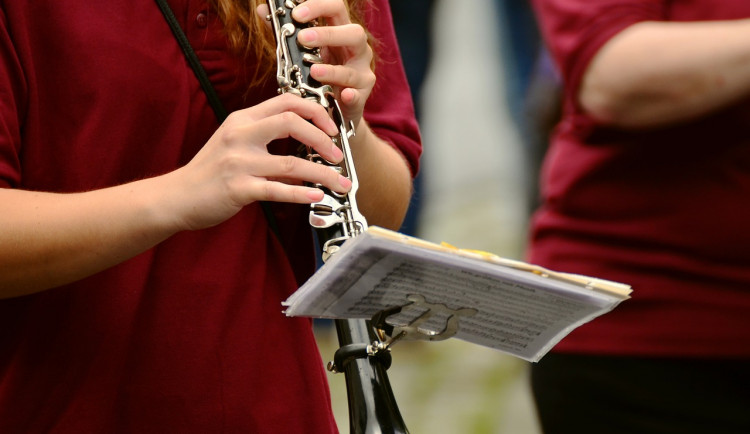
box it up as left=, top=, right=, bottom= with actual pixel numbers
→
left=266, top=1, right=409, bottom=433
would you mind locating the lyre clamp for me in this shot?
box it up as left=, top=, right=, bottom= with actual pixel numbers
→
left=326, top=294, right=478, bottom=373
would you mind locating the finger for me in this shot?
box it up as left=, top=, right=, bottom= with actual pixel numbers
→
left=247, top=154, right=353, bottom=195
left=339, top=87, right=361, bottom=107
left=310, top=63, right=375, bottom=92
left=256, top=4, right=273, bottom=31
left=239, top=93, right=339, bottom=137
left=242, top=179, right=326, bottom=204
left=297, top=24, right=371, bottom=59
left=229, top=112, right=344, bottom=163
left=291, top=0, right=351, bottom=25
left=256, top=3, right=270, bottom=18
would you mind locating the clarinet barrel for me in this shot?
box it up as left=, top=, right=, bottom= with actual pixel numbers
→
left=266, top=1, right=408, bottom=432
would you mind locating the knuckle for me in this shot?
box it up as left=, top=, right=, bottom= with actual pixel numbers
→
left=223, top=152, right=246, bottom=174
left=279, top=155, right=298, bottom=174
left=278, top=111, right=298, bottom=125
left=261, top=182, right=278, bottom=202
left=224, top=174, right=245, bottom=199
left=364, top=44, right=374, bottom=61
left=353, top=24, right=368, bottom=44
left=222, top=111, right=244, bottom=132
left=224, top=111, right=240, bottom=124
left=364, top=70, right=376, bottom=87
left=220, top=125, right=240, bottom=146
left=318, top=28, right=332, bottom=45
left=279, top=92, right=298, bottom=104
left=322, top=165, right=340, bottom=185
left=343, top=67, right=356, bottom=84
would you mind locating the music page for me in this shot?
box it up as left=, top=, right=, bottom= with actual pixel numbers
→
left=284, top=227, right=631, bottom=362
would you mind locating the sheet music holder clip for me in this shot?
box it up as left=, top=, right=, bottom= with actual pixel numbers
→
left=373, top=294, right=478, bottom=346
left=327, top=294, right=477, bottom=373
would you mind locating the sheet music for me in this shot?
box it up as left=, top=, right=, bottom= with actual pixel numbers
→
left=284, top=227, right=631, bottom=362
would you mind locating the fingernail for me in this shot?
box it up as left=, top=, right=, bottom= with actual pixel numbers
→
left=298, top=29, right=316, bottom=43
left=293, top=5, right=310, bottom=20
left=306, top=189, right=324, bottom=201
left=338, top=175, right=352, bottom=190
left=331, top=144, right=343, bottom=160
left=311, top=64, right=326, bottom=77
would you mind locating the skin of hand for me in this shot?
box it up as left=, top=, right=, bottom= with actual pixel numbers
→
left=579, top=19, right=750, bottom=129
left=164, top=94, right=352, bottom=231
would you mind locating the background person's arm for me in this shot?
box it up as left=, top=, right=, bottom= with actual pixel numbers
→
left=579, top=19, right=750, bottom=129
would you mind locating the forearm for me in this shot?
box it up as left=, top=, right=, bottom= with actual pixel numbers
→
left=580, top=19, right=750, bottom=128
left=0, top=178, right=178, bottom=296
left=349, top=121, right=412, bottom=230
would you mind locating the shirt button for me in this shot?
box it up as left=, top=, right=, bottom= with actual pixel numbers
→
left=196, top=12, right=208, bottom=28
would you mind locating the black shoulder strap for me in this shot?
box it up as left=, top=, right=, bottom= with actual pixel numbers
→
left=154, top=0, right=281, bottom=239
left=154, top=0, right=228, bottom=122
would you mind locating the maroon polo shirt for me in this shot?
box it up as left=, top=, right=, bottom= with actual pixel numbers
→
left=530, top=0, right=750, bottom=358
left=0, top=1, right=420, bottom=432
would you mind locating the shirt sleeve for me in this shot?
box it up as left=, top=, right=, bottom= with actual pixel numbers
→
left=361, top=0, right=422, bottom=177
left=531, top=0, right=667, bottom=110
left=0, top=6, right=26, bottom=188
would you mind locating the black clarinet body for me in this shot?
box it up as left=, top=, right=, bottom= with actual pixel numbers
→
left=266, top=1, right=408, bottom=433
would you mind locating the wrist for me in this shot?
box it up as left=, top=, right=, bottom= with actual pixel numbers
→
left=131, top=173, right=188, bottom=239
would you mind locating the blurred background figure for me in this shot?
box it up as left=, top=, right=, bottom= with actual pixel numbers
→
left=316, top=0, right=555, bottom=432
left=389, top=0, right=436, bottom=237
left=389, top=0, right=435, bottom=120
left=495, top=0, right=561, bottom=213
left=528, top=0, right=750, bottom=433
